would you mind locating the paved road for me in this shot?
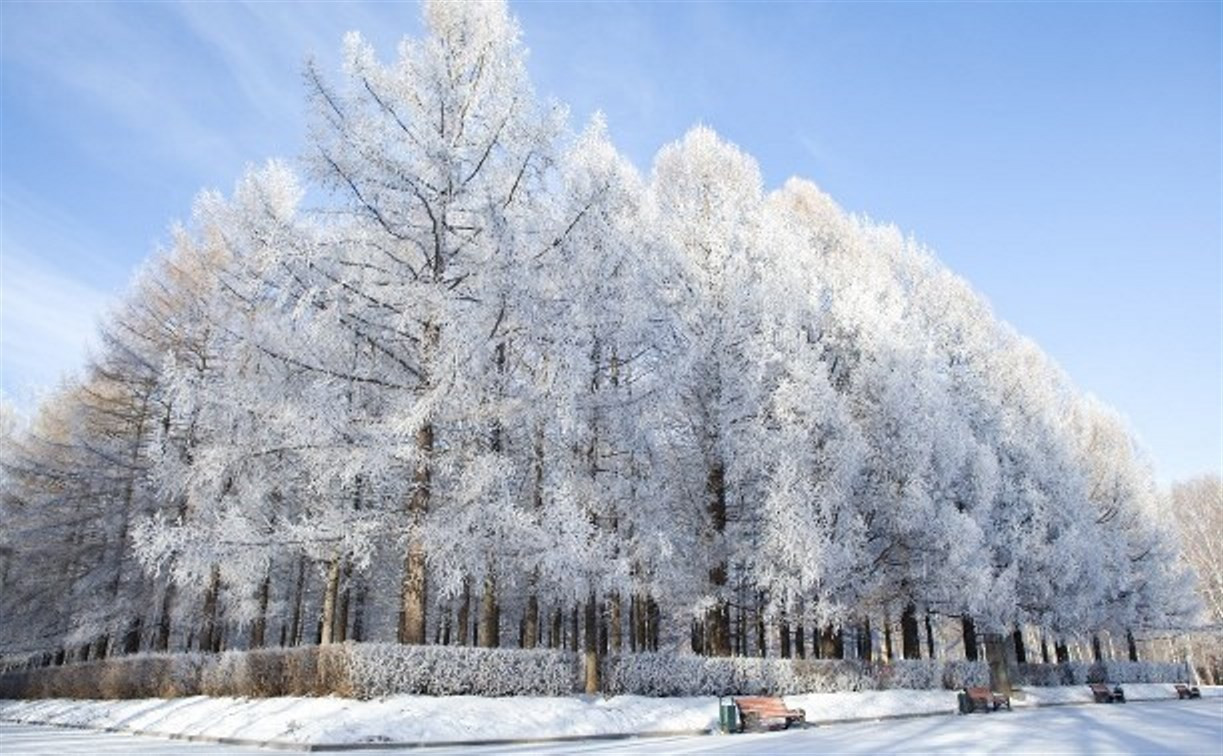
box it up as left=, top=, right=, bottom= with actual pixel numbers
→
left=2, top=699, right=1221, bottom=754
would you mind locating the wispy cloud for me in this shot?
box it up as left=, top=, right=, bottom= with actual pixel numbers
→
left=0, top=246, right=114, bottom=407
left=0, top=184, right=134, bottom=408
left=2, top=3, right=248, bottom=179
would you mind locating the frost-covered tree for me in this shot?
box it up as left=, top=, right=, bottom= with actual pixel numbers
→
left=749, top=181, right=867, bottom=647
left=2, top=0, right=1200, bottom=679
left=300, top=0, right=572, bottom=645
left=1171, top=475, right=1223, bottom=626
left=645, top=126, right=773, bottom=655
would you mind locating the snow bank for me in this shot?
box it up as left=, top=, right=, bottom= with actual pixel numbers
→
left=0, top=694, right=714, bottom=745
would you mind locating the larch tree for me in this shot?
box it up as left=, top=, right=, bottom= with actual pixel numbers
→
left=302, top=0, right=570, bottom=645
left=647, top=126, right=768, bottom=656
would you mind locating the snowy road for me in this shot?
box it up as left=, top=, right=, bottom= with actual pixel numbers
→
left=2, top=699, right=1220, bottom=754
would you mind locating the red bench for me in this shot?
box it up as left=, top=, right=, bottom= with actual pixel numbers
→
left=1174, top=683, right=1201, bottom=699
left=733, top=696, right=806, bottom=732
left=959, top=686, right=1011, bottom=713
left=1089, top=683, right=1125, bottom=703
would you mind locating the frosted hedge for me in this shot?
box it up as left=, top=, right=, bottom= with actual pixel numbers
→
left=1012, top=661, right=1193, bottom=687
left=0, top=645, right=1000, bottom=700
left=7, top=646, right=1197, bottom=701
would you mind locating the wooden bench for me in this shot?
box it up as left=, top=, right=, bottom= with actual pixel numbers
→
left=732, top=696, right=806, bottom=732
left=1089, top=683, right=1125, bottom=703
left=959, top=686, right=1011, bottom=713
left=1174, top=683, right=1201, bottom=700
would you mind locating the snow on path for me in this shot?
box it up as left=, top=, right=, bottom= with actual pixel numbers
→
left=0, top=723, right=272, bottom=755
left=394, top=700, right=1223, bottom=755
left=1, top=699, right=1219, bottom=755
left=1, top=685, right=1219, bottom=750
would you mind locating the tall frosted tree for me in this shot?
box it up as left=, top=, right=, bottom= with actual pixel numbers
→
left=302, top=0, right=569, bottom=644
left=647, top=126, right=768, bottom=655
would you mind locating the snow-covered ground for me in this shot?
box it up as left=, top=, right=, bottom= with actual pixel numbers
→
left=0, top=723, right=272, bottom=755
left=2, top=699, right=1220, bottom=755
left=0, top=685, right=1219, bottom=750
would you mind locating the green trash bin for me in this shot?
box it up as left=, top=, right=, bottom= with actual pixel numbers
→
left=719, top=698, right=739, bottom=733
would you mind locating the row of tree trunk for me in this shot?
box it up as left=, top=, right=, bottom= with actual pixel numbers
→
left=36, top=547, right=1142, bottom=677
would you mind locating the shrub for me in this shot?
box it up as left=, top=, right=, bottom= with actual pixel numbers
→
left=344, top=644, right=576, bottom=698
left=601, top=654, right=986, bottom=696
left=0, top=645, right=994, bottom=700
left=1012, top=660, right=1191, bottom=687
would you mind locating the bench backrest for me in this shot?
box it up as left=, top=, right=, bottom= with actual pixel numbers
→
left=734, top=696, right=798, bottom=715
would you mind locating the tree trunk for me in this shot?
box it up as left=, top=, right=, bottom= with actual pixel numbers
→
left=925, top=611, right=936, bottom=659
left=858, top=618, right=872, bottom=662
left=457, top=578, right=471, bottom=646
left=351, top=580, right=367, bottom=642
left=584, top=592, right=599, bottom=694
left=252, top=573, right=271, bottom=649
left=634, top=596, right=646, bottom=652
left=320, top=554, right=342, bottom=645
left=901, top=604, right=921, bottom=660
left=755, top=609, right=766, bottom=658
left=570, top=605, right=580, bottom=652
left=1126, top=629, right=1139, bottom=662
left=779, top=620, right=791, bottom=659
left=735, top=605, right=746, bottom=656
left=479, top=573, right=499, bottom=648
left=647, top=597, right=660, bottom=651
left=122, top=616, right=142, bottom=655
left=335, top=560, right=352, bottom=643
left=609, top=593, right=622, bottom=653
left=795, top=623, right=806, bottom=659
left=984, top=633, right=1014, bottom=693
left=1012, top=627, right=1027, bottom=664
left=706, top=463, right=731, bottom=656
left=883, top=615, right=894, bottom=662
left=820, top=624, right=840, bottom=660
left=961, top=616, right=979, bottom=662
left=1040, top=634, right=1051, bottom=664
left=1091, top=634, right=1103, bottom=662
left=524, top=591, right=540, bottom=650
left=399, top=422, right=432, bottom=645
left=598, top=606, right=609, bottom=656
left=1055, top=639, right=1069, bottom=664
left=155, top=583, right=175, bottom=652
left=200, top=564, right=221, bottom=653
left=288, top=556, right=305, bottom=647
left=524, top=428, right=544, bottom=651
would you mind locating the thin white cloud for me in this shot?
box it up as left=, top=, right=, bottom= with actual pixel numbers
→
left=0, top=247, right=115, bottom=407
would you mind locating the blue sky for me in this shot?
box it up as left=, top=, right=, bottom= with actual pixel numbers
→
left=2, top=1, right=1219, bottom=484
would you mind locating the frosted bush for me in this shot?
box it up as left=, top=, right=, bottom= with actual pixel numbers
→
left=1013, top=660, right=1191, bottom=686
left=1098, top=661, right=1191, bottom=684
left=343, top=644, right=576, bottom=698
left=602, top=654, right=983, bottom=695
left=940, top=660, right=990, bottom=688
